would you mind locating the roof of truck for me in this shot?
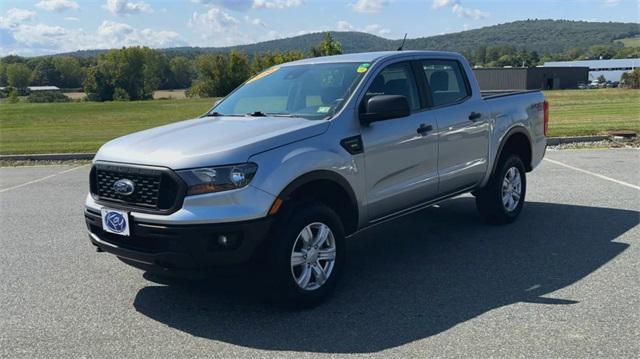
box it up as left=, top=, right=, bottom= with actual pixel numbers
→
left=281, top=50, right=461, bottom=66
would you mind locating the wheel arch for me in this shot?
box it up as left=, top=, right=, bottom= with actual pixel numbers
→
left=277, top=170, right=359, bottom=236
left=492, top=127, right=533, bottom=176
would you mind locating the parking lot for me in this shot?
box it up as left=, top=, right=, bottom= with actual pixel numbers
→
left=1, top=149, right=638, bottom=358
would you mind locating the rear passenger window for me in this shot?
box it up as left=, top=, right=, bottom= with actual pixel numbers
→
left=422, top=60, right=470, bottom=107
left=361, top=62, right=421, bottom=112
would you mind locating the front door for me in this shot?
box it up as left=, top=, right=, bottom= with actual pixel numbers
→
left=360, top=61, right=439, bottom=221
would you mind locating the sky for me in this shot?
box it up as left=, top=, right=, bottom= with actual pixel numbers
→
left=0, top=0, right=638, bottom=57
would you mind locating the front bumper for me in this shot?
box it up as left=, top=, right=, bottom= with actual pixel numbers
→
left=85, top=208, right=272, bottom=272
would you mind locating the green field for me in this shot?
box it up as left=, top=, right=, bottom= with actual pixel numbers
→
left=0, top=98, right=214, bottom=154
left=615, top=37, right=640, bottom=47
left=1, top=89, right=639, bottom=154
left=545, top=88, right=640, bottom=137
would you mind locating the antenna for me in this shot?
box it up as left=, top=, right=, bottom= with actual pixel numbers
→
left=397, top=33, right=407, bottom=51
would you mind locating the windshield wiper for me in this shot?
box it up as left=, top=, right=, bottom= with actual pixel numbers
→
left=202, top=112, right=244, bottom=117
left=247, top=111, right=296, bottom=117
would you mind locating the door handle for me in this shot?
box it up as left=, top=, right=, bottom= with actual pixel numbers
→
left=468, top=112, right=482, bottom=121
left=417, top=123, right=433, bottom=135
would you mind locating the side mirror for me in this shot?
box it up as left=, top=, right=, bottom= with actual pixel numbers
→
left=360, top=95, right=410, bottom=125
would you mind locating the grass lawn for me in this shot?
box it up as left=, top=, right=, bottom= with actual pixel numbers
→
left=0, top=98, right=214, bottom=154
left=543, top=88, right=640, bottom=137
left=615, top=37, right=640, bottom=47
left=0, top=89, right=638, bottom=154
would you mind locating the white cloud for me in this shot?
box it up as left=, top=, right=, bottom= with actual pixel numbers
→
left=192, top=0, right=301, bottom=11
left=245, top=16, right=266, bottom=27
left=432, top=0, right=488, bottom=20
left=452, top=4, right=488, bottom=19
left=0, top=8, right=36, bottom=29
left=432, top=0, right=455, bottom=9
left=1, top=18, right=186, bottom=56
left=337, top=20, right=391, bottom=36
left=192, top=0, right=254, bottom=11
left=36, top=0, right=80, bottom=12
left=65, top=16, right=79, bottom=21
left=94, top=20, right=184, bottom=48
left=103, top=0, right=153, bottom=16
left=188, top=7, right=239, bottom=35
left=364, top=24, right=391, bottom=35
left=11, top=23, right=67, bottom=46
left=351, top=0, right=389, bottom=13
left=253, top=0, right=303, bottom=9
left=603, top=0, right=620, bottom=6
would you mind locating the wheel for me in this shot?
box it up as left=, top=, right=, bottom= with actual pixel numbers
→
left=475, top=154, right=527, bottom=224
left=266, top=201, right=345, bottom=308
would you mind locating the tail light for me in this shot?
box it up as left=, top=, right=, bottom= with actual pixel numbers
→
left=543, top=100, right=549, bottom=137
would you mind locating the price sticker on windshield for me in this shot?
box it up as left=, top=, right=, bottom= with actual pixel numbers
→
left=247, top=66, right=280, bottom=84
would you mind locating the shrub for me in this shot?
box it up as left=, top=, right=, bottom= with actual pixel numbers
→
left=7, top=89, right=19, bottom=103
left=26, top=91, right=70, bottom=103
left=113, top=87, right=130, bottom=101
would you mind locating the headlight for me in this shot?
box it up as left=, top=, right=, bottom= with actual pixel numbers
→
left=177, top=163, right=258, bottom=196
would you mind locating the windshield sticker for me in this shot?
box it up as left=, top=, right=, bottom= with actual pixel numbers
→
left=247, top=66, right=280, bottom=84
left=317, top=106, right=331, bottom=113
left=356, top=63, right=370, bottom=73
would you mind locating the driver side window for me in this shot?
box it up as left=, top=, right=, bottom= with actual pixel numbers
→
left=361, top=62, right=421, bottom=112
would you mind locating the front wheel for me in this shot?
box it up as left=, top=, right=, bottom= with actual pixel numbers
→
left=266, top=202, right=345, bottom=308
left=475, top=154, right=527, bottom=224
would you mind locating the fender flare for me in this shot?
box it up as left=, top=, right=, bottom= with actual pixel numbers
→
left=280, top=170, right=357, bottom=205
left=278, top=170, right=359, bottom=233
left=491, top=126, right=533, bottom=176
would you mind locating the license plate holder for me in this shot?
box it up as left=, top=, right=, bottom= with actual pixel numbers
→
left=101, top=208, right=130, bottom=236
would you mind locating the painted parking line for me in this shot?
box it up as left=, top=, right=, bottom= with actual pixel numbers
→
left=0, top=164, right=90, bottom=193
left=544, top=158, right=640, bottom=191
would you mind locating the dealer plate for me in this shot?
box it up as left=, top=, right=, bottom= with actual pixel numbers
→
left=101, top=208, right=130, bottom=236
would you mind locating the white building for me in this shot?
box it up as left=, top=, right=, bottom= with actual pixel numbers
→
left=543, top=58, right=639, bottom=82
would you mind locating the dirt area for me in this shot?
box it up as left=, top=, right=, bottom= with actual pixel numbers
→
left=63, top=92, right=87, bottom=100
left=153, top=89, right=187, bottom=100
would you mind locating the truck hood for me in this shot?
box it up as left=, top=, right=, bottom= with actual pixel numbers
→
left=94, top=116, right=329, bottom=169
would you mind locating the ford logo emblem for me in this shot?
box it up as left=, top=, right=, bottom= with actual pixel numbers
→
left=113, top=179, right=135, bottom=196
left=105, top=212, right=127, bottom=233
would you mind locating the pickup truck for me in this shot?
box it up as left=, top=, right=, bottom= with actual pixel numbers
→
left=85, top=51, right=547, bottom=307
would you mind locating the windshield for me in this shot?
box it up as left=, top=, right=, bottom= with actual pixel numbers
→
left=209, top=62, right=369, bottom=120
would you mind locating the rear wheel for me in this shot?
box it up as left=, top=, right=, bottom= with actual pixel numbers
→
left=267, top=201, right=344, bottom=308
left=476, top=154, right=527, bottom=224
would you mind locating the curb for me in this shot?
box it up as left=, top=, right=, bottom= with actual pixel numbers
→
left=0, top=135, right=617, bottom=161
left=546, top=135, right=610, bottom=146
left=0, top=153, right=95, bottom=161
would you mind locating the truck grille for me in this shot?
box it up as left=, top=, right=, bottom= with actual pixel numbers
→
left=90, top=163, right=185, bottom=213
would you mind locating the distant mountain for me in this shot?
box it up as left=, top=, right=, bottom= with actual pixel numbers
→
left=55, top=19, right=639, bottom=58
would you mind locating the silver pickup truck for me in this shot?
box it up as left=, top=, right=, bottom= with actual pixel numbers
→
left=85, top=51, right=547, bottom=307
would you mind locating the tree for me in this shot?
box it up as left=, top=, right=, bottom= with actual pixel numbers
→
left=6, top=63, right=31, bottom=89
left=7, top=88, right=19, bottom=103
left=620, top=68, right=640, bottom=89
left=84, top=46, right=163, bottom=101
left=53, top=57, right=85, bottom=88
left=311, top=32, right=342, bottom=57
left=189, top=52, right=251, bottom=97
left=0, top=62, right=6, bottom=86
left=30, top=58, right=61, bottom=86
left=168, top=56, right=194, bottom=89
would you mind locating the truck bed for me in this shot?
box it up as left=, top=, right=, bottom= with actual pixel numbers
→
left=481, top=90, right=540, bottom=99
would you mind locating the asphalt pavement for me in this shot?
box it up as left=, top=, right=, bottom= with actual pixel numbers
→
left=1, top=149, right=639, bottom=358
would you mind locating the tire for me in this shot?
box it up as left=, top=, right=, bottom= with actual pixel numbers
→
left=266, top=201, right=345, bottom=308
left=475, top=154, right=527, bottom=225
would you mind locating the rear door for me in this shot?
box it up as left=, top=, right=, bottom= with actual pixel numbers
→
left=419, top=59, right=490, bottom=194
left=360, top=61, right=439, bottom=221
